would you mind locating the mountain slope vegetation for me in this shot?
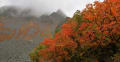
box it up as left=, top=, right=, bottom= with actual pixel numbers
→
left=0, top=6, right=66, bottom=41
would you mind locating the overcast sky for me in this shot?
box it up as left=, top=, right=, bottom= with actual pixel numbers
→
left=0, top=0, right=103, bottom=17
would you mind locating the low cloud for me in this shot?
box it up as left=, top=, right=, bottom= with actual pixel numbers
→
left=1, top=0, right=95, bottom=17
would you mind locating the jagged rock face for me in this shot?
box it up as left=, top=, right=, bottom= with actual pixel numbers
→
left=0, top=6, right=66, bottom=42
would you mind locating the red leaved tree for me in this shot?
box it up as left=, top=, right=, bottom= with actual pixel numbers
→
left=30, top=0, right=120, bottom=62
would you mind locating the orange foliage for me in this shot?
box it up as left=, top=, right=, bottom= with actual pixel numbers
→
left=31, top=0, right=120, bottom=62
left=16, top=21, right=42, bottom=40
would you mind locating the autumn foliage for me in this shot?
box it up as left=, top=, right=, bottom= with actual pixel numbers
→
left=30, top=0, right=120, bottom=62
left=0, top=20, right=16, bottom=42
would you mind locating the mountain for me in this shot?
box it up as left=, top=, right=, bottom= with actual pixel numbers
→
left=0, top=6, right=67, bottom=62
left=0, top=6, right=67, bottom=41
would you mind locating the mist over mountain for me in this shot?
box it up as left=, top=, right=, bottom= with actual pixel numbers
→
left=0, top=0, right=96, bottom=17
left=0, top=6, right=66, bottom=23
left=0, top=6, right=31, bottom=17
left=0, top=5, right=66, bottom=17
left=0, top=6, right=66, bottom=41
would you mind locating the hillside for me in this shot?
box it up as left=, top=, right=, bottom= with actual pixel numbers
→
left=0, top=6, right=66, bottom=62
left=0, top=6, right=66, bottom=41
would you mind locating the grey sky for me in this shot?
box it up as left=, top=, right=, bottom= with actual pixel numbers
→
left=0, top=0, right=101, bottom=17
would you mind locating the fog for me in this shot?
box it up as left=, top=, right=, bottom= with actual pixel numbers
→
left=0, top=0, right=96, bottom=17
